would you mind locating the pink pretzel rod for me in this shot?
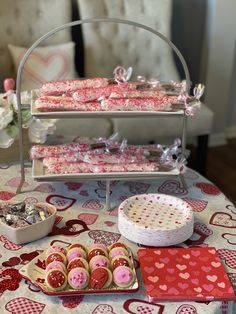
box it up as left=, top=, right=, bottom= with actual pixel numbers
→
left=35, top=96, right=102, bottom=111
left=101, top=97, right=175, bottom=111
left=109, top=90, right=166, bottom=99
left=91, top=162, right=159, bottom=173
left=43, top=149, right=149, bottom=167
left=72, top=83, right=136, bottom=102
left=30, top=143, right=90, bottom=159
left=45, top=162, right=92, bottom=174
left=40, top=78, right=109, bottom=95
left=43, top=152, right=84, bottom=167
left=45, top=161, right=159, bottom=174
left=82, top=151, right=148, bottom=164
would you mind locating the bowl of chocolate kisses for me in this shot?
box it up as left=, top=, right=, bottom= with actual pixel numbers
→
left=0, top=201, right=57, bottom=244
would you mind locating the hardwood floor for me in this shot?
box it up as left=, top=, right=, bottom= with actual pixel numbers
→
left=189, top=138, right=236, bottom=205
left=206, top=138, right=236, bottom=206
left=1, top=135, right=236, bottom=206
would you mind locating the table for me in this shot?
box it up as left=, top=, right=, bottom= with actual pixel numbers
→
left=0, top=163, right=235, bottom=314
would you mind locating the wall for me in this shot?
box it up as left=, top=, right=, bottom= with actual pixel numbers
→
left=204, top=0, right=236, bottom=145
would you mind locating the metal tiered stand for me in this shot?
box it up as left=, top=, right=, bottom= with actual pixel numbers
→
left=16, top=18, right=191, bottom=210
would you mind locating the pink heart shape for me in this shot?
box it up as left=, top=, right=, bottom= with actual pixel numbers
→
left=6, top=297, right=45, bottom=314
left=183, top=198, right=208, bottom=212
left=77, top=213, right=98, bottom=225
left=0, top=235, right=22, bottom=250
left=82, top=199, right=103, bottom=210
left=92, top=304, right=116, bottom=314
left=218, top=249, right=236, bottom=269
left=5, top=177, right=29, bottom=188
left=167, top=287, right=179, bottom=295
left=158, top=180, right=187, bottom=195
left=65, top=182, right=82, bottom=191
left=104, top=221, right=116, bottom=227
left=79, top=190, right=89, bottom=197
left=46, top=194, right=76, bottom=211
left=34, top=183, right=55, bottom=193
left=88, top=230, right=121, bottom=246
left=23, top=50, right=69, bottom=84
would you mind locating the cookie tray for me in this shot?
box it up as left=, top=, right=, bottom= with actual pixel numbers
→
left=19, top=250, right=139, bottom=296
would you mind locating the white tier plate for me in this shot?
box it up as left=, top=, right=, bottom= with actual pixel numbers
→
left=118, top=193, right=194, bottom=246
left=32, top=159, right=180, bottom=182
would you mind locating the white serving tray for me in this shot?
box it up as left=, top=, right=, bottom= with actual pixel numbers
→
left=32, top=159, right=180, bottom=182
left=31, top=90, right=184, bottom=119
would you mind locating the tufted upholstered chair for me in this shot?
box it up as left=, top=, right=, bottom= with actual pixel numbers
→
left=0, top=0, right=213, bottom=174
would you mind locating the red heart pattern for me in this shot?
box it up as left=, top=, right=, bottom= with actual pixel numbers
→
left=217, top=249, right=236, bottom=269
left=88, top=230, right=121, bottom=246
left=64, top=182, right=82, bottom=191
left=60, top=295, right=84, bottom=308
left=0, top=236, right=22, bottom=250
left=0, top=191, right=16, bottom=200
left=183, top=198, right=208, bottom=212
left=195, top=182, right=220, bottom=195
left=92, top=304, right=116, bottom=314
left=158, top=180, right=187, bottom=195
left=176, top=304, right=197, bottom=314
left=6, top=297, right=45, bottom=314
left=82, top=199, right=104, bottom=210
left=46, top=194, right=76, bottom=211
left=124, top=181, right=150, bottom=194
left=77, top=213, right=98, bottom=225
left=123, top=299, right=165, bottom=314
left=210, top=212, right=236, bottom=228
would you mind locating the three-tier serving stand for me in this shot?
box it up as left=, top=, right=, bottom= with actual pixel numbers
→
left=16, top=18, right=191, bottom=210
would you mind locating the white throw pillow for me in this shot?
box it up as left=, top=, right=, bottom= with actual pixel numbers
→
left=8, top=42, right=76, bottom=91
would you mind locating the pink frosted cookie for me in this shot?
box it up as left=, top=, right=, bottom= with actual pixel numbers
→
left=67, top=243, right=87, bottom=253
left=88, top=248, right=108, bottom=261
left=90, top=267, right=112, bottom=289
left=109, top=247, right=129, bottom=260
left=67, top=247, right=87, bottom=262
left=45, top=269, right=67, bottom=291
left=89, top=255, right=110, bottom=271
left=46, top=245, right=67, bottom=256
left=67, top=257, right=89, bottom=273
left=113, top=266, right=135, bottom=288
left=87, top=243, right=108, bottom=254
left=45, top=261, right=67, bottom=273
left=111, top=255, right=132, bottom=270
left=45, top=252, right=67, bottom=266
left=68, top=267, right=90, bottom=290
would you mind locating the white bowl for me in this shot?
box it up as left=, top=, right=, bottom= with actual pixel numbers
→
left=118, top=193, right=194, bottom=246
left=0, top=202, right=56, bottom=244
